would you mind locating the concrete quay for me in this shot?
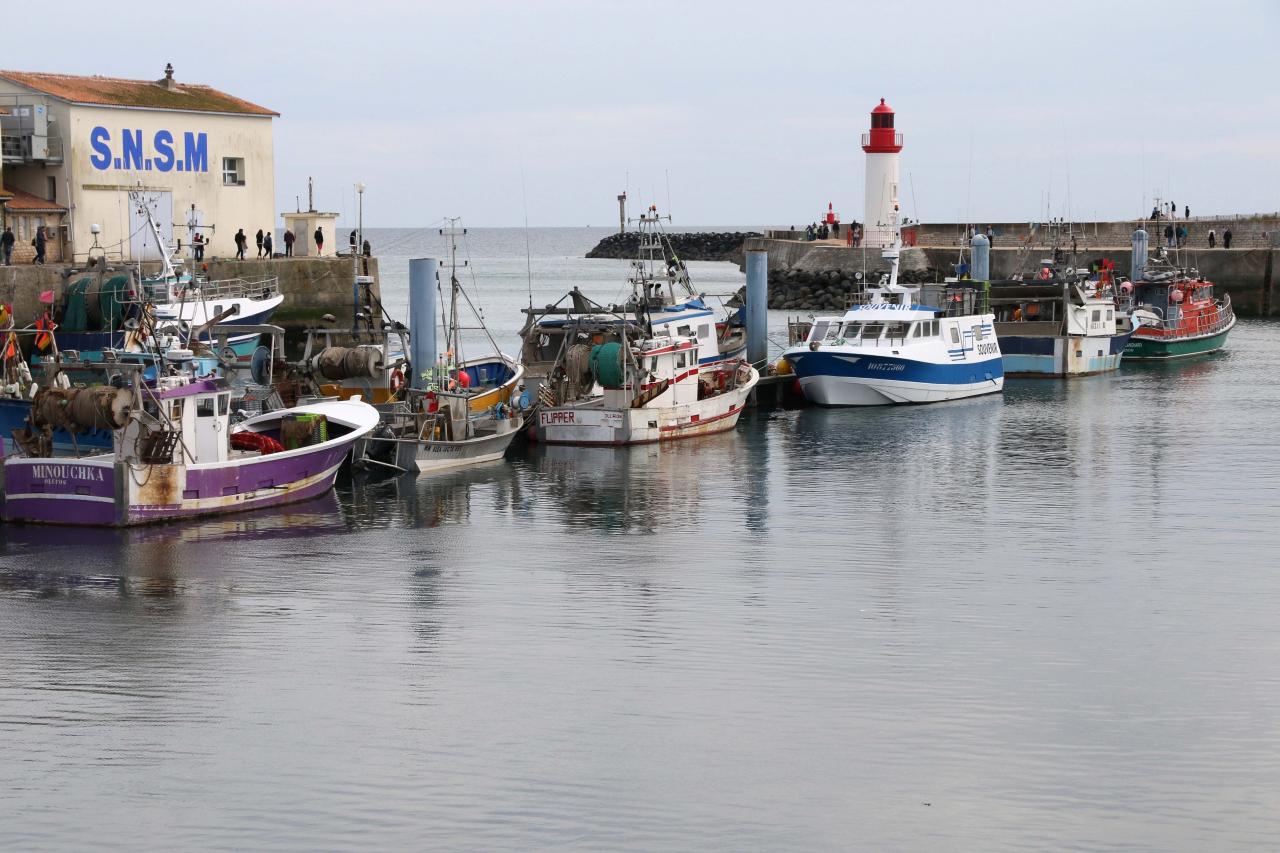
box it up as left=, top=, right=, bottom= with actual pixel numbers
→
left=743, top=238, right=1279, bottom=316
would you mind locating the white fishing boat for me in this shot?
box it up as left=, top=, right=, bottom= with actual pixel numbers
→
left=782, top=208, right=1004, bottom=405
left=351, top=220, right=523, bottom=474
left=519, top=207, right=748, bottom=409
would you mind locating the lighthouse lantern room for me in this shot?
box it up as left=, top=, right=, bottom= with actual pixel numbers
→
left=861, top=98, right=903, bottom=248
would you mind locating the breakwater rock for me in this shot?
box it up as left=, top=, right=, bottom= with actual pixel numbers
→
left=586, top=231, right=759, bottom=263
left=765, top=267, right=944, bottom=311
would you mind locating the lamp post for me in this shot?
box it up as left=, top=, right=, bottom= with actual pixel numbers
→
left=355, top=182, right=365, bottom=257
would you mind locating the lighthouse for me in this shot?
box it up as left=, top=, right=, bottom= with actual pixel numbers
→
left=862, top=98, right=903, bottom=248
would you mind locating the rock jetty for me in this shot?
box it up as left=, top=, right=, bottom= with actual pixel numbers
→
left=586, top=231, right=759, bottom=263
left=764, top=267, right=944, bottom=311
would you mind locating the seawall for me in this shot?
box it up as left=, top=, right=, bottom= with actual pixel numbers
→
left=742, top=238, right=1278, bottom=316
left=0, top=256, right=380, bottom=336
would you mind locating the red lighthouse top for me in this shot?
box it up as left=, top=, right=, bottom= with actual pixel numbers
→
left=862, top=97, right=903, bottom=154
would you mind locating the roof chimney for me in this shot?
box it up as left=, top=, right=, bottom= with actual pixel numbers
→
left=158, top=63, right=177, bottom=91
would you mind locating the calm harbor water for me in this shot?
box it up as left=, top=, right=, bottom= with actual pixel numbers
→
left=2, top=229, right=1279, bottom=851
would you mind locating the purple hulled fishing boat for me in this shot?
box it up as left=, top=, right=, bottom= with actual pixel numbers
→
left=1, top=373, right=378, bottom=527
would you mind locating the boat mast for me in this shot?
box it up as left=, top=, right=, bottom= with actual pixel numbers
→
left=443, top=217, right=463, bottom=363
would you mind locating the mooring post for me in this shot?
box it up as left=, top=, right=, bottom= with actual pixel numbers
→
left=1131, top=228, right=1149, bottom=283
left=409, top=258, right=439, bottom=390
left=745, top=249, right=768, bottom=368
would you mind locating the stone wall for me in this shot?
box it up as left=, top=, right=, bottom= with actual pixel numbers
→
left=0, top=255, right=380, bottom=333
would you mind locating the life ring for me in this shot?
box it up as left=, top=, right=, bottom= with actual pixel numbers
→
left=389, top=367, right=405, bottom=395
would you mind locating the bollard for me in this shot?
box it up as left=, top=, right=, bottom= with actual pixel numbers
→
left=745, top=250, right=768, bottom=367
left=409, top=258, right=439, bottom=390
left=1131, top=229, right=1149, bottom=283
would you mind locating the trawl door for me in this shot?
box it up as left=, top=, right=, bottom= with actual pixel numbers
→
left=128, top=191, right=173, bottom=261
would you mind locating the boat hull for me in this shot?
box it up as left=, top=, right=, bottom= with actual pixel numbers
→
left=1124, top=323, right=1234, bottom=361
left=537, top=370, right=758, bottom=446
left=358, top=417, right=522, bottom=475
left=999, top=332, right=1132, bottom=377
left=785, top=350, right=1003, bottom=406
left=0, top=401, right=376, bottom=527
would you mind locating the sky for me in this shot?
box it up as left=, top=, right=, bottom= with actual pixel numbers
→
left=7, top=0, right=1279, bottom=227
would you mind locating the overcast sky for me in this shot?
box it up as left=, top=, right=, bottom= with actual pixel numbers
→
left=9, top=0, right=1279, bottom=227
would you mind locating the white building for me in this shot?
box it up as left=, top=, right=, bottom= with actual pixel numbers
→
left=0, top=64, right=277, bottom=261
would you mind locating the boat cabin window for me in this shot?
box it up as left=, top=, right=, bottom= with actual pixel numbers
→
left=840, top=323, right=859, bottom=338
left=884, top=321, right=910, bottom=340
left=676, top=352, right=687, bottom=368
left=809, top=320, right=831, bottom=341
left=197, top=397, right=216, bottom=417
left=218, top=393, right=230, bottom=416
left=677, top=325, right=691, bottom=337
left=699, top=324, right=711, bottom=341
left=860, top=323, right=884, bottom=340
left=170, top=400, right=183, bottom=420
left=649, top=357, right=659, bottom=372
left=930, top=320, right=940, bottom=336
left=824, top=324, right=842, bottom=340
left=1091, top=309, right=1101, bottom=323
left=949, top=325, right=960, bottom=344
left=911, top=323, right=923, bottom=338
left=1106, top=309, right=1114, bottom=321
left=973, top=325, right=986, bottom=342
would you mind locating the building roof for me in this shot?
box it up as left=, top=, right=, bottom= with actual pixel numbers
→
left=0, top=68, right=278, bottom=117
left=1, top=188, right=67, bottom=212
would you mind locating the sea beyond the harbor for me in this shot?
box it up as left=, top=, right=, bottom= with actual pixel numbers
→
left=2, top=227, right=1280, bottom=850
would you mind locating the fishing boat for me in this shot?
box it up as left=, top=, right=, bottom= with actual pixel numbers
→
left=351, top=220, right=523, bottom=474
left=50, top=193, right=281, bottom=362
left=535, top=328, right=757, bottom=446
left=534, top=223, right=759, bottom=445
left=0, top=367, right=378, bottom=527
left=1124, top=249, right=1235, bottom=360
left=781, top=210, right=1003, bottom=405
left=989, top=258, right=1137, bottom=377
left=519, top=206, right=748, bottom=411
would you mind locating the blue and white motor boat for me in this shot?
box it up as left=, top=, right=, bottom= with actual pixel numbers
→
left=781, top=211, right=1004, bottom=406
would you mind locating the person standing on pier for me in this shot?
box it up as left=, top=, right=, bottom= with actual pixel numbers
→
left=284, top=229, right=295, bottom=257
left=1185, top=205, right=1190, bottom=219
left=1224, top=228, right=1233, bottom=249
left=1, top=226, right=13, bottom=265
left=1208, top=228, right=1216, bottom=248
left=263, top=230, right=274, bottom=258
left=1170, top=201, right=1176, bottom=218
left=33, top=227, right=46, bottom=265
left=255, top=228, right=264, bottom=258
left=314, top=226, right=325, bottom=255
left=235, top=228, right=247, bottom=260
left=1164, top=223, right=1175, bottom=248
left=349, top=230, right=357, bottom=252
left=193, top=232, right=204, bottom=261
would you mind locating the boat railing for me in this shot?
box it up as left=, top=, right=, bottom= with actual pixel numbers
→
left=1141, top=293, right=1235, bottom=338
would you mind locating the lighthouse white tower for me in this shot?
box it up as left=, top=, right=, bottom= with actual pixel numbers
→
left=862, top=98, right=903, bottom=248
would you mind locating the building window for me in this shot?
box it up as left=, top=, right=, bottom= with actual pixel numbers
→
left=222, top=157, right=246, bottom=186
left=47, top=176, right=57, bottom=203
